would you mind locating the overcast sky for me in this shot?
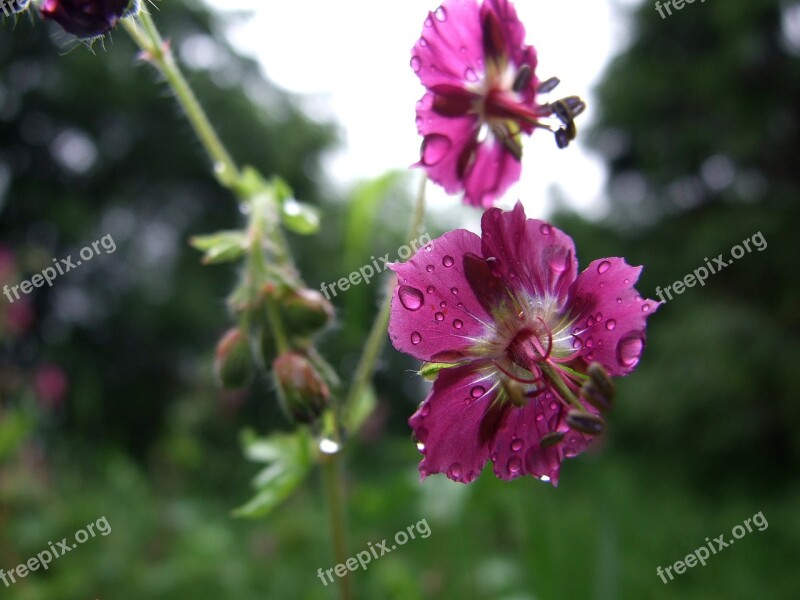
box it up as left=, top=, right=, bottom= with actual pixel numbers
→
left=205, top=0, right=640, bottom=223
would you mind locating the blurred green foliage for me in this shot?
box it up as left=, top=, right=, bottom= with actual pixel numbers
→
left=1, top=0, right=799, bottom=598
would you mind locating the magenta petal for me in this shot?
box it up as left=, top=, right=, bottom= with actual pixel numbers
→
left=410, top=364, right=499, bottom=483
left=481, top=0, right=527, bottom=62
left=412, top=0, right=485, bottom=89
left=463, top=139, right=522, bottom=207
left=568, top=258, right=660, bottom=376
left=480, top=202, right=578, bottom=302
left=489, top=391, right=595, bottom=486
left=389, top=229, right=492, bottom=362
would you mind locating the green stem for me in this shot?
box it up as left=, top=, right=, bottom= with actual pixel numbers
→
left=122, top=12, right=239, bottom=188
left=343, top=176, right=427, bottom=414
left=540, top=362, right=584, bottom=411
left=321, top=454, right=352, bottom=600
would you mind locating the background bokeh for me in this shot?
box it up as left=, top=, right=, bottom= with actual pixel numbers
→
left=1, top=0, right=799, bottom=598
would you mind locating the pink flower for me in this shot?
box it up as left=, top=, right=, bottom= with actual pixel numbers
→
left=388, top=203, right=658, bottom=484
left=412, top=0, right=584, bottom=207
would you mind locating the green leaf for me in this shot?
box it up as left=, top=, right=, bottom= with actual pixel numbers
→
left=0, top=410, right=33, bottom=462
left=280, top=199, right=321, bottom=235
left=189, top=230, right=248, bottom=264
left=233, top=428, right=313, bottom=519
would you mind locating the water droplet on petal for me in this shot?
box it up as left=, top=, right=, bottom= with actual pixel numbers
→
left=642, top=304, right=651, bottom=313
left=411, top=331, right=422, bottom=345
left=421, top=134, right=452, bottom=166
left=426, top=285, right=435, bottom=294
left=439, top=301, right=447, bottom=308
left=451, top=287, right=459, bottom=295
left=410, top=56, right=422, bottom=73
left=464, top=67, right=478, bottom=82
left=549, top=401, right=558, bottom=410
left=442, top=255, right=454, bottom=267
left=539, top=223, right=552, bottom=235
left=586, top=351, right=595, bottom=360
left=572, top=338, right=583, bottom=350
left=617, top=333, right=644, bottom=368
left=587, top=316, right=595, bottom=327
left=598, top=260, right=611, bottom=274
left=416, top=440, right=425, bottom=451
left=540, top=475, right=551, bottom=483
left=535, top=412, right=544, bottom=422
left=398, top=285, right=424, bottom=311
left=448, top=462, right=462, bottom=478
left=586, top=337, right=594, bottom=348
left=426, top=264, right=435, bottom=272
left=616, top=297, right=622, bottom=304
left=606, top=319, right=617, bottom=331
left=420, top=403, right=431, bottom=416
left=511, top=438, right=523, bottom=451
left=434, top=312, right=445, bottom=322
left=548, top=252, right=569, bottom=273
left=424, top=15, right=433, bottom=27
left=471, top=385, right=485, bottom=398
left=508, top=457, right=522, bottom=474
left=453, top=319, right=463, bottom=329
left=434, top=6, right=447, bottom=21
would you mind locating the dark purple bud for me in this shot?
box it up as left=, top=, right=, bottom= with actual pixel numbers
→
left=273, top=352, right=330, bottom=424
left=214, top=328, right=255, bottom=390
left=40, top=0, right=133, bottom=39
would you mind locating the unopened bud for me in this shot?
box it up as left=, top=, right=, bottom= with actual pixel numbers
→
left=273, top=352, right=329, bottom=424
left=214, top=328, right=255, bottom=390
left=280, top=288, right=334, bottom=337
left=566, top=410, right=604, bottom=435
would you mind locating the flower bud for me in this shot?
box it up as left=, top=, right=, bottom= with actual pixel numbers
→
left=214, top=328, right=255, bottom=390
left=39, top=0, right=133, bottom=39
left=273, top=352, right=329, bottom=424
left=280, top=288, right=334, bottom=337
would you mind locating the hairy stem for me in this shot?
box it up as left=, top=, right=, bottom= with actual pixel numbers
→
left=321, top=454, right=352, bottom=600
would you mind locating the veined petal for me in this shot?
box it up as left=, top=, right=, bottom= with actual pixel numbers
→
left=489, top=388, right=596, bottom=486
left=480, top=202, right=578, bottom=303
left=412, top=0, right=485, bottom=89
left=389, top=229, right=494, bottom=362
left=409, top=363, right=500, bottom=483
left=568, top=258, right=659, bottom=376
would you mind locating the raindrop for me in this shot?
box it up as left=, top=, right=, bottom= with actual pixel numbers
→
left=572, top=338, right=583, bottom=349
left=508, top=457, right=522, bottom=473
left=319, top=438, right=340, bottom=454
left=426, top=264, right=435, bottom=272
left=616, top=297, right=622, bottom=304
left=547, top=251, right=569, bottom=273
left=398, top=285, right=424, bottom=311
left=416, top=440, right=425, bottom=451
left=420, top=403, right=431, bottom=416
left=586, top=337, right=594, bottom=348
left=421, top=134, right=452, bottom=166
left=596, top=312, right=603, bottom=321
left=587, top=316, right=595, bottom=327
left=426, top=285, right=435, bottom=294
left=471, top=385, right=486, bottom=398
left=434, top=6, right=447, bottom=21
left=457, top=302, right=463, bottom=308
left=448, top=463, right=462, bottom=478
left=424, top=15, right=433, bottom=27
left=411, top=331, right=422, bottom=345
left=511, top=438, right=523, bottom=451
left=442, top=255, right=455, bottom=267
left=642, top=304, right=651, bottom=313
left=617, top=333, right=644, bottom=368
left=440, top=301, right=447, bottom=308
left=410, top=56, right=422, bottom=73
left=451, top=287, right=459, bottom=295
left=540, top=223, right=552, bottom=235
left=606, top=319, right=617, bottom=331
left=453, top=319, right=464, bottom=329
left=586, top=351, right=595, bottom=361
left=434, top=312, right=445, bottom=322
left=464, top=67, right=478, bottom=82
left=549, top=401, right=557, bottom=410
left=424, top=243, right=433, bottom=252
left=540, top=475, right=551, bottom=483
left=535, top=413, right=544, bottom=422
left=597, top=260, right=611, bottom=274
